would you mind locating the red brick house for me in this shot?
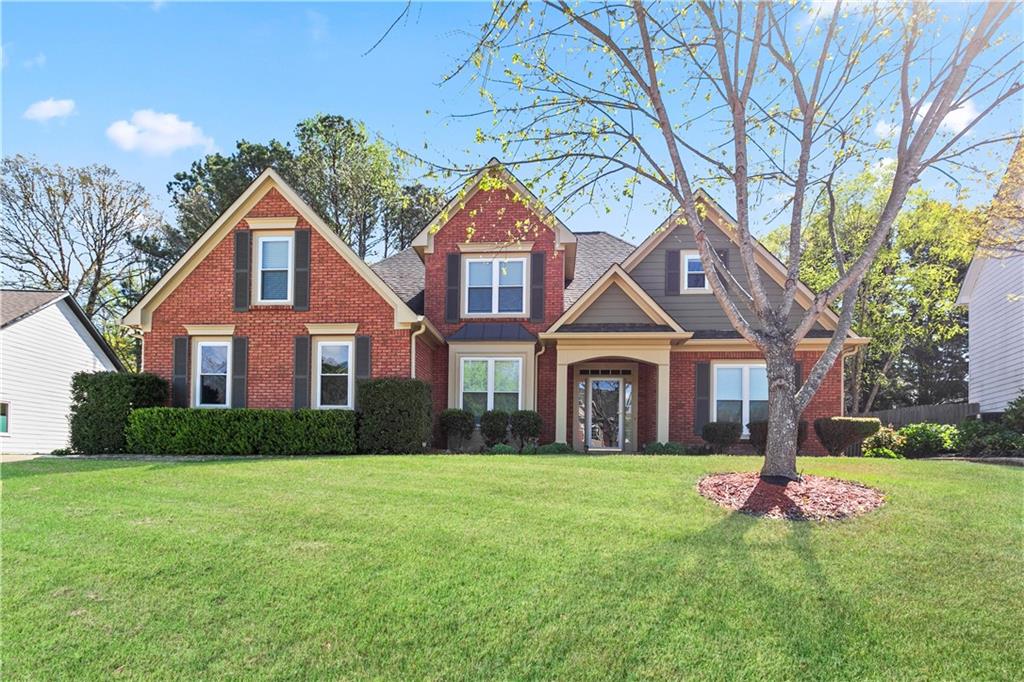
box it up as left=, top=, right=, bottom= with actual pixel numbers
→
left=124, top=162, right=866, bottom=454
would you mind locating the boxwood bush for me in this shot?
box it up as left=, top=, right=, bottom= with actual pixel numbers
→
left=813, top=417, right=881, bottom=457
left=356, top=378, right=432, bottom=453
left=480, top=410, right=510, bottom=447
left=898, top=422, right=958, bottom=459
left=439, top=408, right=475, bottom=451
left=126, top=408, right=356, bottom=455
left=702, top=421, right=742, bottom=452
left=747, top=421, right=809, bottom=455
left=70, top=372, right=168, bottom=454
left=509, top=410, right=542, bottom=451
left=533, top=442, right=573, bottom=455
left=641, top=441, right=690, bottom=455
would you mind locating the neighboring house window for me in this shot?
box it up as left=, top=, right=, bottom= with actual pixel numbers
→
left=256, top=235, right=293, bottom=303
left=460, top=357, right=522, bottom=420
left=713, top=363, right=768, bottom=434
left=465, top=258, right=526, bottom=315
left=684, top=252, right=710, bottom=290
left=0, top=402, right=8, bottom=434
left=315, top=341, right=353, bottom=409
left=195, top=341, right=231, bottom=407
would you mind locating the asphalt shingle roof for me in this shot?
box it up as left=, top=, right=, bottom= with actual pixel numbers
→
left=0, top=290, right=66, bottom=328
left=370, top=248, right=426, bottom=314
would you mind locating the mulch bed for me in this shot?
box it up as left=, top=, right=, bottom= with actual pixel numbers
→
left=697, top=472, right=885, bottom=521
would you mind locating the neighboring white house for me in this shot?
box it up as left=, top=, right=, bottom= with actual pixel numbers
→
left=1, top=290, right=123, bottom=454
left=956, top=250, right=1024, bottom=414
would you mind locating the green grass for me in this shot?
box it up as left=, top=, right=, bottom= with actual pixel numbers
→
left=2, top=456, right=1021, bottom=680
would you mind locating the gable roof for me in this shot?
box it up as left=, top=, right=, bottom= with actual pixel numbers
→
left=545, top=264, right=688, bottom=338
left=409, top=159, right=578, bottom=277
left=564, top=232, right=635, bottom=306
left=621, top=190, right=842, bottom=332
left=123, top=169, right=420, bottom=331
left=371, top=247, right=425, bottom=313
left=2, top=289, right=125, bottom=370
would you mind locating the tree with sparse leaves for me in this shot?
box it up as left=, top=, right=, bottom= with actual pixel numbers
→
left=445, top=0, right=1022, bottom=480
left=381, top=183, right=447, bottom=257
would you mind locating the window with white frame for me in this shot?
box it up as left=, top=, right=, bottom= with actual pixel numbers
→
left=195, top=341, right=231, bottom=407
left=316, top=341, right=353, bottom=409
left=684, top=253, right=710, bottom=290
left=713, top=363, right=768, bottom=434
left=460, top=357, right=522, bottom=420
left=465, top=258, right=526, bottom=315
left=0, top=402, right=9, bottom=434
left=256, top=235, right=293, bottom=303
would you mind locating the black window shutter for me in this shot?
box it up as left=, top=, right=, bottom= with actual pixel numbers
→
left=665, top=249, right=681, bottom=296
left=715, top=248, right=729, bottom=268
left=694, top=361, right=710, bottom=436
left=530, top=251, right=545, bottom=323
left=354, top=336, right=372, bottom=409
left=293, top=229, right=310, bottom=311
left=794, top=361, right=803, bottom=390
left=233, top=231, right=251, bottom=312
left=293, top=336, right=310, bottom=409
left=445, top=253, right=461, bottom=323
left=231, top=337, right=248, bottom=408
left=171, top=336, right=189, bottom=407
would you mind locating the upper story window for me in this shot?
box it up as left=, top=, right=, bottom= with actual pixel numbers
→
left=712, top=363, right=768, bottom=435
left=465, top=258, right=526, bottom=316
left=684, top=252, right=710, bottom=290
left=256, top=235, right=293, bottom=304
left=315, top=340, right=353, bottom=410
left=195, top=341, right=231, bottom=408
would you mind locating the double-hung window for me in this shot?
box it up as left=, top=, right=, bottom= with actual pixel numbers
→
left=256, top=235, right=293, bottom=303
left=713, top=363, right=768, bottom=434
left=315, top=341, right=353, bottom=409
left=460, top=358, right=522, bottom=420
left=195, top=341, right=231, bottom=408
left=684, top=252, right=709, bottom=290
left=465, top=258, right=526, bottom=315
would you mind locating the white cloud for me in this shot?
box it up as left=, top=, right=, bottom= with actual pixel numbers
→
left=22, top=52, right=46, bottom=69
left=106, top=109, right=214, bottom=155
left=939, top=99, right=978, bottom=135
left=874, top=120, right=897, bottom=139
left=23, top=98, right=76, bottom=122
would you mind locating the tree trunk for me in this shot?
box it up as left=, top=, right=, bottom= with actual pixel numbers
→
left=760, top=346, right=801, bottom=482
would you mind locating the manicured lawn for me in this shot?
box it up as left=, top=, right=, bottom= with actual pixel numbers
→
left=2, top=456, right=1021, bottom=680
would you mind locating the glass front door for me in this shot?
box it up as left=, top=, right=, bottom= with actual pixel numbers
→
left=586, top=377, right=623, bottom=450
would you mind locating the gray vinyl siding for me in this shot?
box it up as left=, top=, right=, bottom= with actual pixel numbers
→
left=574, top=283, right=653, bottom=325
left=630, top=219, right=823, bottom=331
left=966, top=254, right=1024, bottom=412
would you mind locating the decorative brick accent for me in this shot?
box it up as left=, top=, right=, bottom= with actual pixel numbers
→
left=143, top=188, right=412, bottom=408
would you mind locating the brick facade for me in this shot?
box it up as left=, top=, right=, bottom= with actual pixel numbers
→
left=143, top=189, right=412, bottom=408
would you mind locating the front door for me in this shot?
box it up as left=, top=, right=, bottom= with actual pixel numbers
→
left=586, top=377, right=623, bottom=450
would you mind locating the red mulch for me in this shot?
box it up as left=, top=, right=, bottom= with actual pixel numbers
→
left=697, top=472, right=885, bottom=521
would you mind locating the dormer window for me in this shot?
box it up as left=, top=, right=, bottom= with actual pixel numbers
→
left=256, top=235, right=293, bottom=304
left=465, top=258, right=526, bottom=315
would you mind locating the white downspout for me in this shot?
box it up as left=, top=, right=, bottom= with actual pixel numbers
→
left=410, top=321, right=428, bottom=379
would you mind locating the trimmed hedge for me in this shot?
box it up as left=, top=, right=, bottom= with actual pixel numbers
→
left=510, top=410, right=542, bottom=451
left=642, top=441, right=690, bottom=455
left=357, top=378, right=432, bottom=453
left=126, top=408, right=356, bottom=455
left=747, top=421, right=809, bottom=455
left=813, top=417, right=881, bottom=457
left=480, top=410, right=509, bottom=447
left=702, top=421, right=742, bottom=452
left=532, top=442, right=574, bottom=455
left=439, top=408, right=475, bottom=451
left=70, top=372, right=168, bottom=454
left=487, top=443, right=517, bottom=454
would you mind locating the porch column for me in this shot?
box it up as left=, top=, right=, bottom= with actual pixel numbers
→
left=657, top=361, right=671, bottom=442
left=555, top=360, right=569, bottom=443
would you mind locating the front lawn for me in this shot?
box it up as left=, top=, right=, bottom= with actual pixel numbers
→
left=2, top=456, right=1021, bottom=680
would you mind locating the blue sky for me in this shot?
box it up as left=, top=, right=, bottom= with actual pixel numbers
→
left=4, top=1, right=1021, bottom=250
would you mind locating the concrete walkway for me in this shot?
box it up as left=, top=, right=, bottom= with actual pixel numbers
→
left=1, top=453, right=52, bottom=463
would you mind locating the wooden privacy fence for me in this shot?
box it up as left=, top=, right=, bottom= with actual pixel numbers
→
left=843, top=403, right=979, bottom=457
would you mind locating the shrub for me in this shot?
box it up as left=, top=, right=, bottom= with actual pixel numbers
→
left=509, top=410, right=542, bottom=451
left=1002, top=392, right=1024, bottom=433
left=534, top=442, right=574, bottom=455
left=702, top=421, right=742, bottom=452
left=487, top=443, right=517, bottom=454
left=898, top=422, right=958, bottom=459
left=955, top=418, right=1024, bottom=457
left=479, top=410, right=510, bottom=447
left=864, top=425, right=905, bottom=459
left=813, top=417, right=881, bottom=457
left=356, top=378, right=432, bottom=454
left=50, top=447, right=73, bottom=457
left=642, top=441, right=689, bottom=455
left=747, top=421, right=809, bottom=455
left=439, top=408, right=475, bottom=451
left=126, top=408, right=356, bottom=455
left=69, top=372, right=168, bottom=454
